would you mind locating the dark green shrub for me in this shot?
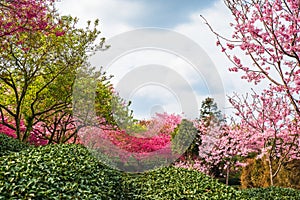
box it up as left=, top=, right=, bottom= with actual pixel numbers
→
left=0, top=144, right=123, bottom=199
left=122, top=166, right=241, bottom=199
left=171, top=119, right=199, bottom=159
left=2, top=141, right=298, bottom=199
left=0, top=133, right=30, bottom=157
left=218, top=177, right=241, bottom=186
left=240, top=186, right=300, bottom=200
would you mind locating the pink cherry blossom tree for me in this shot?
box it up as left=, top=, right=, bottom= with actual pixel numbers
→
left=202, top=0, right=300, bottom=115
left=175, top=119, right=247, bottom=185
left=200, top=0, right=300, bottom=186
left=229, top=88, right=300, bottom=186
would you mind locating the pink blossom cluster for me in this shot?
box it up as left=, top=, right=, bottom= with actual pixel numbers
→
left=216, top=0, right=300, bottom=93
left=78, top=113, right=182, bottom=164
left=32, top=113, right=80, bottom=145
left=174, top=87, right=300, bottom=177
left=0, top=0, right=56, bottom=37
left=229, top=88, right=300, bottom=160
left=192, top=0, right=300, bottom=179
left=0, top=115, right=48, bottom=146
left=174, top=159, right=211, bottom=175
left=0, top=116, right=18, bottom=139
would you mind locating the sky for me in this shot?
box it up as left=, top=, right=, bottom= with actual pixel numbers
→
left=56, top=0, right=258, bottom=120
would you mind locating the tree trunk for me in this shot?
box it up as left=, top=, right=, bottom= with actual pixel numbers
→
left=226, top=164, right=230, bottom=185
left=268, top=157, right=274, bottom=186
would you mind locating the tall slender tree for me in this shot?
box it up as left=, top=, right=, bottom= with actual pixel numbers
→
left=199, top=97, right=224, bottom=127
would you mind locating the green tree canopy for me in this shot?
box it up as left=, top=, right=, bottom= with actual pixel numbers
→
left=199, top=97, right=224, bottom=127
left=0, top=2, right=110, bottom=142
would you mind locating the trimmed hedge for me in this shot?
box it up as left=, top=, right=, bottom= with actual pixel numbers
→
left=239, top=186, right=300, bottom=200
left=0, top=144, right=123, bottom=199
left=122, top=166, right=241, bottom=199
left=0, top=133, right=30, bottom=157
left=1, top=142, right=299, bottom=199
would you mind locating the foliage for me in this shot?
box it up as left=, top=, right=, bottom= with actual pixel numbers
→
left=240, top=158, right=270, bottom=188
left=0, top=0, right=110, bottom=143
left=0, top=133, right=30, bottom=157
left=239, top=187, right=300, bottom=200
left=0, top=144, right=123, bottom=199
left=79, top=113, right=181, bottom=172
left=171, top=119, right=199, bottom=159
left=0, top=116, right=48, bottom=146
left=122, top=166, right=241, bottom=200
left=110, top=94, right=136, bottom=132
left=241, top=157, right=300, bottom=189
left=1, top=142, right=299, bottom=199
left=94, top=77, right=115, bottom=125
left=276, top=159, right=300, bottom=190
left=202, top=0, right=300, bottom=187
left=199, top=97, right=225, bottom=127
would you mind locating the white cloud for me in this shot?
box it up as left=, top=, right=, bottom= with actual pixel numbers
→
left=57, top=0, right=263, bottom=119
left=56, top=0, right=143, bottom=36
left=174, top=0, right=265, bottom=114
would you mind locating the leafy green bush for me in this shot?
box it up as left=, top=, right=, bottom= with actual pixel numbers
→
left=122, top=166, right=241, bottom=200
left=171, top=119, right=199, bottom=159
left=0, top=133, right=30, bottom=157
left=0, top=144, right=123, bottom=199
left=2, top=141, right=298, bottom=199
left=240, top=187, right=300, bottom=200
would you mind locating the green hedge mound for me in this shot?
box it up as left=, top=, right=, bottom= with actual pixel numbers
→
left=240, top=186, right=300, bottom=200
left=122, top=166, right=240, bottom=200
left=0, top=133, right=30, bottom=157
left=0, top=144, right=123, bottom=199
left=2, top=142, right=298, bottom=199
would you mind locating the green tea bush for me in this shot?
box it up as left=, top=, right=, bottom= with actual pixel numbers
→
left=0, top=144, right=123, bottom=199
left=2, top=141, right=298, bottom=199
left=122, top=166, right=241, bottom=200
left=240, top=187, right=300, bottom=200
left=0, top=133, right=30, bottom=157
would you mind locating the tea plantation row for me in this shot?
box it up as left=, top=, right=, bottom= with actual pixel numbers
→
left=0, top=134, right=299, bottom=199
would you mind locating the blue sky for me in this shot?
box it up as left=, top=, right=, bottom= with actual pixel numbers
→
left=57, top=0, right=255, bottom=120
left=127, top=0, right=218, bottom=27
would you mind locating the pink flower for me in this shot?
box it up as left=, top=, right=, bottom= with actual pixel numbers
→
left=55, top=31, right=65, bottom=37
